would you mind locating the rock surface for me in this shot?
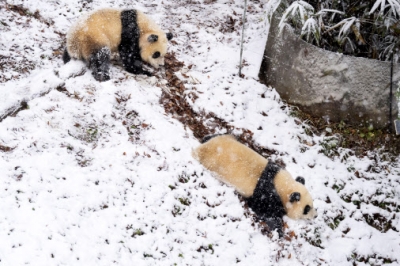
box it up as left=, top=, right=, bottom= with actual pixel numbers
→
left=259, top=16, right=400, bottom=129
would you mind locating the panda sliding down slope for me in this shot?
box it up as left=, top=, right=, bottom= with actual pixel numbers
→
left=193, top=135, right=317, bottom=237
left=63, top=8, right=173, bottom=81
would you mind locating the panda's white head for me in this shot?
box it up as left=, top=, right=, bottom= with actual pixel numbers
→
left=139, top=32, right=173, bottom=69
left=274, top=171, right=317, bottom=220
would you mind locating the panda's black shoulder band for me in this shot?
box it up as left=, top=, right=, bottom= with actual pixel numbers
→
left=247, top=162, right=286, bottom=236
left=119, top=10, right=142, bottom=73
left=120, top=10, right=139, bottom=43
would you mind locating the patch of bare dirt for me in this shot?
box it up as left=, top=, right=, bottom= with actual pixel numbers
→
left=293, top=108, right=400, bottom=158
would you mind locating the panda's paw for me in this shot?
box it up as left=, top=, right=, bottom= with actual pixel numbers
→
left=125, top=67, right=152, bottom=77
left=263, top=217, right=284, bottom=238
left=141, top=70, right=153, bottom=77
left=93, top=71, right=111, bottom=82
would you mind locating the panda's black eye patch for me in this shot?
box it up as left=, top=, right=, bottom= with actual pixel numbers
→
left=289, top=192, right=301, bottom=203
left=304, top=205, right=311, bottom=215
left=152, top=52, right=161, bottom=59
left=148, top=34, right=158, bottom=43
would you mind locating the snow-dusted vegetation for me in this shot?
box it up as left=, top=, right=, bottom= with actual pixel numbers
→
left=0, top=0, right=399, bottom=265
left=272, top=0, right=400, bottom=62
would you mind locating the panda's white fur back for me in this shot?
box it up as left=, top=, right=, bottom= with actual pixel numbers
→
left=193, top=134, right=317, bottom=220
left=66, top=8, right=123, bottom=60
left=192, top=134, right=267, bottom=197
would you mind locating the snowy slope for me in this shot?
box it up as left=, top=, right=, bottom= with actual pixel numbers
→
left=1, top=0, right=399, bottom=265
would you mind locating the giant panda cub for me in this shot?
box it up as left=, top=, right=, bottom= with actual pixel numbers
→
left=193, top=134, right=317, bottom=237
left=63, top=8, right=173, bottom=81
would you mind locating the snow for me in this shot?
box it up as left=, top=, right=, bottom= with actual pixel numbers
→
left=1, top=0, right=399, bottom=265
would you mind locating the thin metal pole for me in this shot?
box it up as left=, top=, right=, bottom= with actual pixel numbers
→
left=390, top=52, right=394, bottom=132
left=239, top=0, right=248, bottom=77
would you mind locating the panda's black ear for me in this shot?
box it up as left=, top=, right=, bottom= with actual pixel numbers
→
left=166, top=32, right=173, bottom=41
left=148, top=34, right=158, bottom=43
left=295, top=176, right=305, bottom=185
left=289, top=192, right=301, bottom=203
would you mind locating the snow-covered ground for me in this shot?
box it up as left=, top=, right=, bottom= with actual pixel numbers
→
left=1, top=0, right=399, bottom=265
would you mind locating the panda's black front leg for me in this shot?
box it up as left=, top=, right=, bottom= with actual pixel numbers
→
left=125, top=60, right=152, bottom=76
left=88, top=47, right=111, bottom=82
left=119, top=46, right=152, bottom=76
left=263, top=217, right=284, bottom=237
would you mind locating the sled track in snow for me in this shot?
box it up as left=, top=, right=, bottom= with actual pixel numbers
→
left=159, top=52, right=279, bottom=160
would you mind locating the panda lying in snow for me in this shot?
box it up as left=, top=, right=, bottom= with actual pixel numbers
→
left=193, top=134, right=317, bottom=237
left=63, top=8, right=173, bottom=81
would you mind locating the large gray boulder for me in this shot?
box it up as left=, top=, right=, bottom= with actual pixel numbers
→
left=259, top=15, right=400, bottom=129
